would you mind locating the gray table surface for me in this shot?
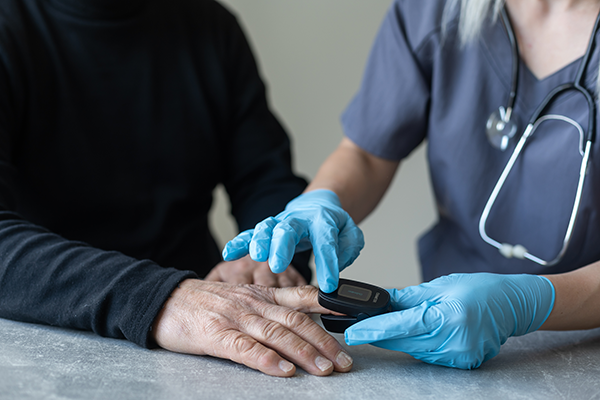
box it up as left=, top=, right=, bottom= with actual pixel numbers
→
left=1, top=316, right=599, bottom=400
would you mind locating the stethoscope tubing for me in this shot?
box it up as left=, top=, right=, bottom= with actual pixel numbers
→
left=479, top=6, right=599, bottom=266
left=501, top=7, right=518, bottom=119
left=479, top=116, right=592, bottom=266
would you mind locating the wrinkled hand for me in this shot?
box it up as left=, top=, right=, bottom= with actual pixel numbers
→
left=152, top=279, right=353, bottom=377
left=204, top=256, right=307, bottom=287
left=345, top=273, right=555, bottom=369
left=222, top=189, right=364, bottom=293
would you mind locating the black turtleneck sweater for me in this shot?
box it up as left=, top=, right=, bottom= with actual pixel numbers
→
left=0, top=0, right=309, bottom=347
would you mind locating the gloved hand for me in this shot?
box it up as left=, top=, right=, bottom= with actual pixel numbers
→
left=345, top=273, right=555, bottom=369
left=222, top=189, right=364, bottom=293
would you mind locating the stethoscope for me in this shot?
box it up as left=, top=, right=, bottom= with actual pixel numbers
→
left=479, top=7, right=599, bottom=267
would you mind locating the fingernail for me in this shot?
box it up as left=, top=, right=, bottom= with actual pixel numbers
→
left=315, top=356, right=333, bottom=372
left=279, top=360, right=294, bottom=373
left=336, top=351, right=353, bottom=368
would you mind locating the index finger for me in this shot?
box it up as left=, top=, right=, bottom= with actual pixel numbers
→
left=223, top=230, right=253, bottom=261
left=336, top=219, right=364, bottom=270
left=345, top=301, right=440, bottom=345
left=268, top=219, right=307, bottom=273
left=310, top=225, right=341, bottom=293
left=272, top=285, right=332, bottom=315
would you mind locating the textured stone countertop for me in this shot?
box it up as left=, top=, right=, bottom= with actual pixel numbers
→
left=1, top=316, right=599, bottom=399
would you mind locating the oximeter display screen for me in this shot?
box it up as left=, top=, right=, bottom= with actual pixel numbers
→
left=338, top=284, right=372, bottom=302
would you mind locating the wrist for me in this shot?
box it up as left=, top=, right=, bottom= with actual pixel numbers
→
left=540, top=262, right=600, bottom=330
left=291, top=189, right=341, bottom=208
left=151, top=279, right=199, bottom=347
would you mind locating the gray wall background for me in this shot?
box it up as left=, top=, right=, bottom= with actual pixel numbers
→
left=211, top=0, right=436, bottom=288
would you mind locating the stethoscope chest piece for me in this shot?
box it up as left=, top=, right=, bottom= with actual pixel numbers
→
left=486, top=106, right=518, bottom=150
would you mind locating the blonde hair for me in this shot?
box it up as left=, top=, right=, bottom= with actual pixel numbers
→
left=441, top=0, right=600, bottom=99
left=442, top=0, right=504, bottom=46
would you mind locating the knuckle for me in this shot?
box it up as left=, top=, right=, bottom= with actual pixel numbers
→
left=217, top=330, right=262, bottom=363
left=260, top=319, right=288, bottom=343
left=228, top=284, right=266, bottom=305
left=291, top=285, right=319, bottom=309
left=296, top=285, right=318, bottom=300
left=229, top=331, right=279, bottom=370
left=206, top=329, right=247, bottom=359
left=233, top=334, right=258, bottom=356
left=242, top=284, right=274, bottom=303
left=255, top=350, right=279, bottom=370
left=282, top=309, right=310, bottom=328
left=255, top=217, right=277, bottom=233
left=253, top=285, right=277, bottom=304
left=293, top=342, right=314, bottom=360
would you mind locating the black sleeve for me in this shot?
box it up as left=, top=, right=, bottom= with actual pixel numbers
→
left=213, top=4, right=312, bottom=282
left=0, top=29, right=196, bottom=349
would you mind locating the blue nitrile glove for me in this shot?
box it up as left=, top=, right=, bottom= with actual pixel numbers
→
left=345, top=273, right=555, bottom=369
left=222, top=189, right=364, bottom=292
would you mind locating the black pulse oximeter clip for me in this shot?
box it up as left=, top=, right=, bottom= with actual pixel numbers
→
left=318, top=278, right=392, bottom=333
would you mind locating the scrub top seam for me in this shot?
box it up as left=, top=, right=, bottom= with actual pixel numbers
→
left=412, top=16, right=459, bottom=67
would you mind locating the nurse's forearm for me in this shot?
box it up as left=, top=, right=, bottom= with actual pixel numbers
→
left=540, top=261, right=600, bottom=330
left=306, top=138, right=400, bottom=224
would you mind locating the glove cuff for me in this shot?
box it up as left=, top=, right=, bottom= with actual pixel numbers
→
left=526, top=276, right=556, bottom=334
left=513, top=275, right=556, bottom=336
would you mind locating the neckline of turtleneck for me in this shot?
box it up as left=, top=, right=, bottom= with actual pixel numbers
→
left=46, top=0, right=149, bottom=19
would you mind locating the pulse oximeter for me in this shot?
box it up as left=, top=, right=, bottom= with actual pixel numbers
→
left=318, top=278, right=391, bottom=333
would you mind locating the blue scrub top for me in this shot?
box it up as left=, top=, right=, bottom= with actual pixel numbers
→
left=342, top=0, right=600, bottom=281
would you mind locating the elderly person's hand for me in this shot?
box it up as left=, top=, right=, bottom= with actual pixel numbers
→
left=204, top=256, right=307, bottom=287
left=152, top=279, right=353, bottom=377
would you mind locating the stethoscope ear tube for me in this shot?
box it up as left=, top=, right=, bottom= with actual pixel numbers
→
left=502, top=7, right=518, bottom=115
